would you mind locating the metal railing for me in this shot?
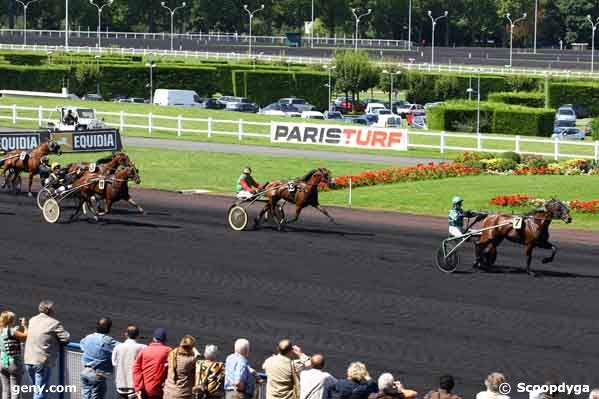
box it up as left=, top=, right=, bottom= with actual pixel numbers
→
left=1, top=104, right=598, bottom=160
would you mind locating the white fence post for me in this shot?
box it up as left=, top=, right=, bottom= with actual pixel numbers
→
left=207, top=117, right=213, bottom=138
left=12, top=104, right=17, bottom=124
left=476, top=133, right=482, bottom=151
left=177, top=115, right=182, bottom=137
left=148, top=113, right=153, bottom=135
left=119, top=111, right=125, bottom=133
left=595, top=141, right=599, bottom=161
left=348, top=177, right=352, bottom=208
left=238, top=119, right=243, bottom=141
left=515, top=135, right=521, bottom=154
left=37, top=106, right=43, bottom=127
left=440, top=131, right=445, bottom=154
left=553, top=137, right=559, bottom=160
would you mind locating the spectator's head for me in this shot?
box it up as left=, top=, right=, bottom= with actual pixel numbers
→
left=347, top=362, right=370, bottom=383
left=378, top=373, right=395, bottom=391
left=178, top=335, right=196, bottom=355
left=590, top=389, right=599, bottom=399
left=153, top=328, right=167, bottom=343
left=234, top=338, right=250, bottom=357
left=439, top=375, right=455, bottom=392
left=96, top=318, right=112, bottom=334
left=204, top=345, right=219, bottom=361
left=277, top=339, right=293, bottom=356
left=126, top=325, right=140, bottom=340
left=311, top=354, right=325, bottom=370
left=0, top=311, right=16, bottom=328
left=38, top=300, right=55, bottom=316
left=484, top=372, right=506, bottom=393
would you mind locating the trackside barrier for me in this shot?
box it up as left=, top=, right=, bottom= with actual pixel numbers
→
left=0, top=104, right=598, bottom=161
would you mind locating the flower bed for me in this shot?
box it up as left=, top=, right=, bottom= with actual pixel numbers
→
left=490, top=195, right=599, bottom=214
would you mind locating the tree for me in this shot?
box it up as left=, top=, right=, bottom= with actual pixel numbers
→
left=334, top=50, right=378, bottom=108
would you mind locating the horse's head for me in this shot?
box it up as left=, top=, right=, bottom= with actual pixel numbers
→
left=128, top=165, right=141, bottom=184
left=318, top=168, right=336, bottom=189
left=115, top=152, right=133, bottom=167
left=545, top=198, right=572, bottom=224
left=47, top=141, right=62, bottom=155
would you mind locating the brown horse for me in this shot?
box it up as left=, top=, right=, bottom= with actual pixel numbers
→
left=67, top=152, right=132, bottom=176
left=256, top=168, right=336, bottom=230
left=477, top=199, right=572, bottom=276
left=71, top=165, right=143, bottom=221
left=1, top=141, right=61, bottom=196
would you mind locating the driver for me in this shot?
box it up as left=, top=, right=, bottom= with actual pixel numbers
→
left=63, top=110, right=78, bottom=126
left=47, top=163, right=81, bottom=193
left=38, top=156, right=52, bottom=180
left=448, top=196, right=485, bottom=238
left=236, top=167, right=261, bottom=200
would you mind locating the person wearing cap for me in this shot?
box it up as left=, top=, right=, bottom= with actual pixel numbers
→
left=236, top=167, right=262, bottom=200
left=133, top=328, right=172, bottom=399
left=262, top=339, right=311, bottom=399
left=448, top=196, right=485, bottom=238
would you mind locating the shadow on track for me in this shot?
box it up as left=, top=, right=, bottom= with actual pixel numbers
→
left=254, top=224, right=375, bottom=237
left=455, top=264, right=599, bottom=279
left=89, top=218, right=182, bottom=229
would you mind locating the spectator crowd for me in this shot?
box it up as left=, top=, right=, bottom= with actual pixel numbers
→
left=0, top=301, right=597, bottom=399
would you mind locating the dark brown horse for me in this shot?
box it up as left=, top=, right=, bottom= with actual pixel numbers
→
left=477, top=199, right=572, bottom=276
left=1, top=141, right=61, bottom=196
left=257, top=168, right=336, bottom=230
left=71, top=165, right=143, bottom=221
left=67, top=152, right=132, bottom=176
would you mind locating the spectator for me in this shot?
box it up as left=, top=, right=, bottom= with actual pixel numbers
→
left=263, top=339, right=311, bottom=399
left=590, top=389, right=599, bottom=399
left=334, top=362, right=377, bottom=399
left=164, top=335, right=198, bottom=399
left=369, top=373, right=418, bottom=399
left=133, top=328, right=172, bottom=399
left=299, top=354, right=336, bottom=399
left=0, top=311, right=28, bottom=399
left=224, top=338, right=262, bottom=399
left=424, top=375, right=462, bottom=399
left=194, top=345, right=225, bottom=399
left=476, top=373, right=510, bottom=399
left=24, top=300, right=70, bottom=399
left=80, top=318, right=118, bottom=399
left=529, top=381, right=558, bottom=399
left=112, top=325, right=146, bottom=399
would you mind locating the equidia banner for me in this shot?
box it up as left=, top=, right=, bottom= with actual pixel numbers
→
left=0, top=129, right=122, bottom=153
left=270, top=122, right=408, bottom=151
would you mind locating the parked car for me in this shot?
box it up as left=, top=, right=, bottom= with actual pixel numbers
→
left=83, top=93, right=103, bottom=101
left=278, top=97, right=314, bottom=113
left=260, top=102, right=301, bottom=117
left=397, top=103, right=424, bottom=118
left=198, top=98, right=225, bottom=109
left=552, top=127, right=586, bottom=140
left=365, top=102, right=387, bottom=114
left=375, top=115, right=403, bottom=128
left=154, top=89, right=202, bottom=107
left=553, top=119, right=576, bottom=134
left=372, top=108, right=393, bottom=116
left=349, top=116, right=369, bottom=125
left=411, top=115, right=427, bottom=129
left=324, top=111, right=344, bottom=120
left=424, top=101, right=444, bottom=110
left=390, top=100, right=411, bottom=114
left=225, top=102, right=259, bottom=113
left=301, top=110, right=325, bottom=120
left=555, top=106, right=577, bottom=123
left=334, top=96, right=366, bottom=113
left=118, top=97, right=145, bottom=104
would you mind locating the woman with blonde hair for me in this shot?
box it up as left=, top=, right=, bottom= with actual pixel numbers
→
left=164, top=335, right=198, bottom=399
left=0, top=311, right=28, bottom=399
left=333, top=362, right=377, bottom=399
left=476, top=372, right=510, bottom=399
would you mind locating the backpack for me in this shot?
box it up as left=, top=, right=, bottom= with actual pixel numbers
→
left=195, top=360, right=225, bottom=397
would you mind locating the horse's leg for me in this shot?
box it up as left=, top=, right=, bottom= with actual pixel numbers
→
left=524, top=243, right=536, bottom=276
left=127, top=197, right=145, bottom=214
left=284, top=205, right=304, bottom=225
left=27, top=172, right=34, bottom=197
left=254, top=202, right=270, bottom=228
left=314, top=204, right=336, bottom=224
left=69, top=198, right=84, bottom=222
left=538, top=241, right=557, bottom=264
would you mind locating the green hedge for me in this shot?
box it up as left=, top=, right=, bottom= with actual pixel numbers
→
left=0, top=52, right=46, bottom=66
left=428, top=100, right=555, bottom=137
left=0, top=64, right=69, bottom=92
left=547, top=82, right=599, bottom=116
left=592, top=118, right=599, bottom=141
left=487, top=92, right=545, bottom=108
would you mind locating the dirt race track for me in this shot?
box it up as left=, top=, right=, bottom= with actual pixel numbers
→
left=1, top=188, right=598, bottom=397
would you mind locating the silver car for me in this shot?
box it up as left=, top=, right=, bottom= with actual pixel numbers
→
left=278, top=98, right=315, bottom=113
left=552, top=127, right=586, bottom=140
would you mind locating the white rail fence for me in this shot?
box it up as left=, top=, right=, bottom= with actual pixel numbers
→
left=1, top=104, right=598, bottom=160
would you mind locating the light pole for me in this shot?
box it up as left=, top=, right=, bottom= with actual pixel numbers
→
left=428, top=10, right=448, bottom=66
left=65, top=0, right=68, bottom=49
left=161, top=1, right=186, bottom=52
left=243, top=4, right=265, bottom=57
left=324, top=65, right=336, bottom=112
left=351, top=8, right=372, bottom=52
left=586, top=15, right=599, bottom=73
left=146, top=63, right=156, bottom=103
left=533, top=0, right=538, bottom=54
left=407, top=0, right=412, bottom=51
left=89, top=0, right=113, bottom=50
left=506, top=12, right=527, bottom=68
left=310, top=0, right=314, bottom=48
left=466, top=70, right=481, bottom=134
left=95, top=55, right=101, bottom=95
left=382, top=70, right=401, bottom=108
left=15, top=0, right=40, bottom=46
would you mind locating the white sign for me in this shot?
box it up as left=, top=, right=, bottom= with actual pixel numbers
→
left=270, top=122, right=408, bottom=151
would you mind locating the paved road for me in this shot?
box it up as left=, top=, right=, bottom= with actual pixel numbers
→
left=1, top=189, right=598, bottom=397
left=122, top=137, right=440, bottom=165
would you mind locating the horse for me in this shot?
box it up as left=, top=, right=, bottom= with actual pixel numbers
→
left=66, top=152, right=132, bottom=175
left=256, top=168, right=336, bottom=230
left=70, top=165, right=143, bottom=221
left=1, top=141, right=62, bottom=196
left=476, top=198, right=572, bottom=276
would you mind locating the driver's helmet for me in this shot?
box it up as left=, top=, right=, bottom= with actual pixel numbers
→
left=51, top=163, right=60, bottom=171
left=452, top=196, right=463, bottom=206
left=243, top=166, right=252, bottom=175
left=41, top=156, right=50, bottom=166
left=67, top=110, right=73, bottom=115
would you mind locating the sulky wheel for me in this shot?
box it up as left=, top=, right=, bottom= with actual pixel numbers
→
left=435, top=241, right=460, bottom=274
left=36, top=188, right=53, bottom=210
left=42, top=198, right=61, bottom=224
left=227, top=204, right=249, bottom=231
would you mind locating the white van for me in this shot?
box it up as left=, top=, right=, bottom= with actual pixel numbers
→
left=153, top=89, right=202, bottom=107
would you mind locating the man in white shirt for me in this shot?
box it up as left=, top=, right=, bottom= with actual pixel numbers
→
left=111, top=325, right=146, bottom=399
left=299, top=354, right=336, bottom=399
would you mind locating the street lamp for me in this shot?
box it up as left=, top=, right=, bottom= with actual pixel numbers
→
left=95, top=55, right=101, bottom=95
left=533, top=0, right=538, bottom=54
left=243, top=4, right=265, bottom=57
left=65, top=0, right=69, bottom=49
left=586, top=15, right=599, bottom=73
left=351, top=8, right=372, bottom=52
left=506, top=12, right=527, bottom=68
left=161, top=1, right=186, bottom=52
left=310, top=0, right=314, bottom=48
left=466, top=69, right=481, bottom=134
left=324, top=65, right=336, bottom=112
left=382, top=69, right=401, bottom=108
left=407, top=0, right=412, bottom=51
left=146, top=63, right=156, bottom=104
left=428, top=10, right=448, bottom=66
left=15, top=0, right=41, bottom=46
left=89, top=0, right=113, bottom=50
